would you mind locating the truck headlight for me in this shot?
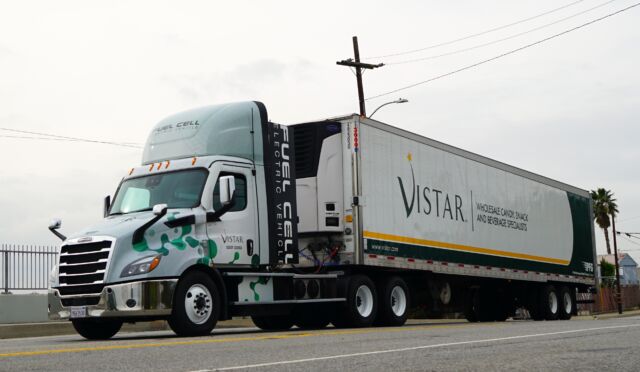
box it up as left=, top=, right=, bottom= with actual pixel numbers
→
left=120, top=255, right=162, bottom=277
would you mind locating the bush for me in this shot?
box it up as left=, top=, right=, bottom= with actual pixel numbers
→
left=600, top=258, right=615, bottom=288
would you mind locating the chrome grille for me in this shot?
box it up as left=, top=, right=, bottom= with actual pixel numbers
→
left=57, top=239, right=113, bottom=292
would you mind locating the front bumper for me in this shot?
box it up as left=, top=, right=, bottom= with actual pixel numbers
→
left=48, top=279, right=178, bottom=320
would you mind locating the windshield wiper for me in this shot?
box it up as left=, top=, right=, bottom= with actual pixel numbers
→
left=109, top=208, right=153, bottom=216
left=130, top=208, right=153, bottom=213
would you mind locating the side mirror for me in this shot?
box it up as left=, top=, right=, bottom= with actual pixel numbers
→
left=103, top=195, right=111, bottom=218
left=49, top=219, right=62, bottom=230
left=153, top=203, right=168, bottom=216
left=48, top=218, right=66, bottom=241
left=219, top=175, right=236, bottom=206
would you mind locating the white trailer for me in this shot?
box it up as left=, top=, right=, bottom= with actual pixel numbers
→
left=47, top=102, right=596, bottom=339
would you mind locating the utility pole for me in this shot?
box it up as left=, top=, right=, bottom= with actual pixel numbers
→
left=337, top=36, right=384, bottom=117
left=611, top=214, right=623, bottom=314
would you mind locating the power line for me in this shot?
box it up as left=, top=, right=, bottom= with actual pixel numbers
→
left=366, top=2, right=640, bottom=101
left=617, top=231, right=640, bottom=239
left=0, top=134, right=88, bottom=142
left=619, top=235, right=640, bottom=247
left=387, top=0, right=618, bottom=66
left=0, top=127, right=143, bottom=148
left=365, top=0, right=586, bottom=60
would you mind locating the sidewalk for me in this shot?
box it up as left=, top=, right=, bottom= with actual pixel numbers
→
left=575, top=308, right=640, bottom=320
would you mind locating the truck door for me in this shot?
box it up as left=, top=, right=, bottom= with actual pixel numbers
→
left=206, top=163, right=259, bottom=266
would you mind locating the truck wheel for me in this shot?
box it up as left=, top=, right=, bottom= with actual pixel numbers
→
left=72, top=319, right=122, bottom=340
left=375, top=276, right=409, bottom=327
left=332, top=275, right=377, bottom=328
left=294, top=304, right=334, bottom=330
left=541, top=285, right=560, bottom=321
left=168, top=271, right=220, bottom=337
left=251, top=315, right=294, bottom=331
left=558, top=286, right=574, bottom=320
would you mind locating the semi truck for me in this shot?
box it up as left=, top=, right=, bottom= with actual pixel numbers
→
left=47, top=101, right=596, bottom=339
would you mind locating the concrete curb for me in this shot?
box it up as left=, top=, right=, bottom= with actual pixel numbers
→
left=1, top=311, right=637, bottom=340
left=0, top=318, right=255, bottom=340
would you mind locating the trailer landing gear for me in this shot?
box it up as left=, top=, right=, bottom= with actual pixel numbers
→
left=463, top=286, right=511, bottom=322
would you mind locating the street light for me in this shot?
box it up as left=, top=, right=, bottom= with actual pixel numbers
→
left=369, top=98, right=408, bottom=118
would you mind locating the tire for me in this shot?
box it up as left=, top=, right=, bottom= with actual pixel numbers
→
left=375, top=276, right=410, bottom=327
left=72, top=318, right=122, bottom=340
left=540, top=285, right=560, bottom=321
left=332, top=275, right=377, bottom=328
left=463, top=288, right=479, bottom=322
left=294, top=304, right=334, bottom=330
left=492, top=288, right=511, bottom=322
left=168, top=271, right=220, bottom=337
left=252, top=315, right=294, bottom=331
left=558, top=286, right=575, bottom=320
left=527, top=286, right=545, bottom=321
left=474, top=287, right=496, bottom=322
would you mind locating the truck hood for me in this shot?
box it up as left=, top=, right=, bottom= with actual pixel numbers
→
left=62, top=208, right=203, bottom=285
left=68, top=211, right=158, bottom=241
left=67, top=209, right=193, bottom=241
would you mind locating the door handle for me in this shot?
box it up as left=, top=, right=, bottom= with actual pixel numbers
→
left=247, top=239, right=254, bottom=256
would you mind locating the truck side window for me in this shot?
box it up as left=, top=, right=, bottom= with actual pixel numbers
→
left=212, top=173, right=247, bottom=212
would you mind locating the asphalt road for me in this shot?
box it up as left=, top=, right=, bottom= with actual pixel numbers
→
left=1, top=316, right=639, bottom=371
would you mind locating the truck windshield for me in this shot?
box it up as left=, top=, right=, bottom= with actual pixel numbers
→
left=110, top=169, right=208, bottom=215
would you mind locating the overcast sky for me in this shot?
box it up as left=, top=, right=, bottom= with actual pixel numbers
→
left=1, top=0, right=639, bottom=262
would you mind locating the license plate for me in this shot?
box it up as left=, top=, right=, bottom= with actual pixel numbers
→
left=70, top=306, right=87, bottom=319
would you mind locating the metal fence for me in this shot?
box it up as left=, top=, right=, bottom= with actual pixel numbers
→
left=0, top=244, right=58, bottom=293
left=578, top=285, right=640, bottom=314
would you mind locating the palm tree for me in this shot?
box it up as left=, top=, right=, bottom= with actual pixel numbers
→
left=590, top=188, right=619, bottom=255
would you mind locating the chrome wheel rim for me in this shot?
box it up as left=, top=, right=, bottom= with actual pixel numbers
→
left=390, top=286, right=407, bottom=317
left=185, top=284, right=212, bottom=325
left=355, top=285, right=374, bottom=318
left=548, top=291, right=558, bottom=314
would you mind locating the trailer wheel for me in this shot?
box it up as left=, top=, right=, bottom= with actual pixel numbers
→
left=527, top=286, right=544, bottom=321
left=168, top=271, right=220, bottom=337
left=492, top=288, right=511, bottom=322
left=332, top=274, right=377, bottom=328
left=558, top=286, right=574, bottom=320
left=71, top=319, right=122, bottom=340
left=251, top=315, right=294, bottom=331
left=541, top=285, right=560, bottom=321
left=463, top=288, right=479, bottom=322
left=375, top=276, right=410, bottom=326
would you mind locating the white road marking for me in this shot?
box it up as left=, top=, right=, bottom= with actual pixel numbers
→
left=195, top=323, right=640, bottom=371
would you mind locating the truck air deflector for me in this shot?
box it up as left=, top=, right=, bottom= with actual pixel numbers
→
left=142, top=102, right=265, bottom=165
left=260, top=111, right=299, bottom=265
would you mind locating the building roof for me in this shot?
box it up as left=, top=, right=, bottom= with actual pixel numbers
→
left=598, top=253, right=638, bottom=267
